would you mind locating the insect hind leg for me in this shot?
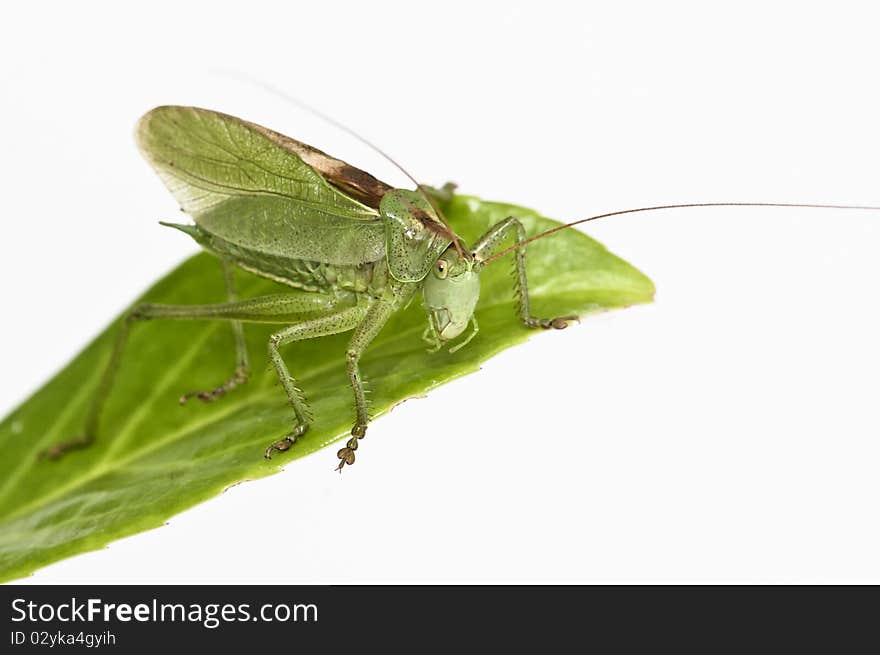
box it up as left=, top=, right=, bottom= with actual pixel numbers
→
left=179, top=259, right=250, bottom=405
left=41, top=290, right=345, bottom=462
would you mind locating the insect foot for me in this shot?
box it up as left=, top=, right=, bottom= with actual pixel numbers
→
left=264, top=423, right=308, bottom=460
left=38, top=435, right=94, bottom=461
left=528, top=315, right=579, bottom=330
left=335, top=424, right=367, bottom=472
left=179, top=367, right=249, bottom=405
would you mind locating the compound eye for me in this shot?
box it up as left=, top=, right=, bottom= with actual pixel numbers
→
left=435, top=259, right=449, bottom=279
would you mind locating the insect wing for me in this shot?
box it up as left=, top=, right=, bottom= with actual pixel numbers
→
left=243, top=120, right=394, bottom=210
left=136, top=106, right=388, bottom=265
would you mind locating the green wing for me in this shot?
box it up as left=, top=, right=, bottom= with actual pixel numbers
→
left=136, top=106, right=389, bottom=265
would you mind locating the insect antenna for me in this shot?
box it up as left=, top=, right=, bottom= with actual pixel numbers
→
left=215, top=71, right=467, bottom=258
left=481, top=202, right=880, bottom=265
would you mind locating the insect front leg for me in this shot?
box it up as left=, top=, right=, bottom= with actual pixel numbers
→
left=336, top=293, right=409, bottom=472
left=179, top=259, right=250, bottom=405
left=472, top=217, right=577, bottom=330
left=264, top=303, right=371, bottom=459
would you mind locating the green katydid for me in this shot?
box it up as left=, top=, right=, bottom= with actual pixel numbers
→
left=39, top=106, right=879, bottom=471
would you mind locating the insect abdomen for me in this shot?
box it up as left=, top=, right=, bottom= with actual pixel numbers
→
left=163, top=222, right=387, bottom=296
left=239, top=256, right=386, bottom=297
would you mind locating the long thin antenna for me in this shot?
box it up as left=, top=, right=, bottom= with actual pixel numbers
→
left=214, top=70, right=466, bottom=258
left=481, top=202, right=880, bottom=265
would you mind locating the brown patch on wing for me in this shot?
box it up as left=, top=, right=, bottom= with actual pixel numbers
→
left=247, top=121, right=393, bottom=210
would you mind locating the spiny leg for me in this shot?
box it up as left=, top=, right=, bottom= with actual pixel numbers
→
left=336, top=295, right=407, bottom=472
left=180, top=259, right=250, bottom=405
left=264, top=303, right=370, bottom=460
left=472, top=216, right=577, bottom=329
left=40, top=291, right=344, bottom=461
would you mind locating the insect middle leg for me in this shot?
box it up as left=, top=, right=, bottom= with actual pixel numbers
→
left=263, top=302, right=370, bottom=459
left=335, top=294, right=407, bottom=471
left=179, top=259, right=250, bottom=405
left=472, top=217, right=577, bottom=329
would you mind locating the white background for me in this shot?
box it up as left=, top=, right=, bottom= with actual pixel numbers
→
left=3, top=1, right=880, bottom=583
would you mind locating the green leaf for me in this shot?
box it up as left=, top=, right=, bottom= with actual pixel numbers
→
left=0, top=193, right=654, bottom=582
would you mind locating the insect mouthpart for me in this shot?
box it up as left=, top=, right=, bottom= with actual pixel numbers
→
left=430, top=307, right=457, bottom=341
left=431, top=308, right=456, bottom=340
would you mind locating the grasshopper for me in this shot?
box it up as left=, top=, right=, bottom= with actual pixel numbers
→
left=41, top=106, right=878, bottom=470
left=41, top=105, right=579, bottom=471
